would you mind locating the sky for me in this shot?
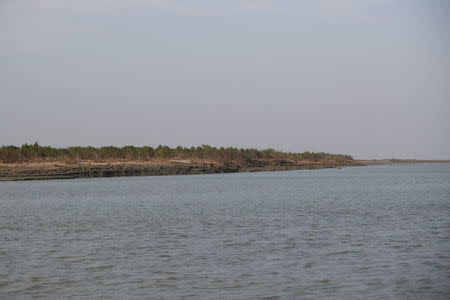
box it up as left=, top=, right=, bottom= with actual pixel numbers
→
left=1, top=0, right=449, bottom=159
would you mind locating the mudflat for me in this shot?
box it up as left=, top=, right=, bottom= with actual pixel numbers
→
left=0, top=158, right=362, bottom=181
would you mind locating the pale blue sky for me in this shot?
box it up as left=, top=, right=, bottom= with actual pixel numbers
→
left=1, top=0, right=449, bottom=159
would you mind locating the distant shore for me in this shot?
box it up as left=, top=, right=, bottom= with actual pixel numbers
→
left=0, top=144, right=362, bottom=181
left=1, top=159, right=448, bottom=182
left=0, top=159, right=363, bottom=181
left=2, top=144, right=447, bottom=181
left=357, top=159, right=450, bottom=165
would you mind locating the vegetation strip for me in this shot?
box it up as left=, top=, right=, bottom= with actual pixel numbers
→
left=0, top=143, right=361, bottom=181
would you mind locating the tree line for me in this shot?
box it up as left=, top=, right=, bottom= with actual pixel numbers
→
left=0, top=143, right=354, bottom=163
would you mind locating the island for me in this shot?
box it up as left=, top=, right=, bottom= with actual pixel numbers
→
left=0, top=143, right=364, bottom=181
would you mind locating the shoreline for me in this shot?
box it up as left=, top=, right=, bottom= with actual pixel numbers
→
left=0, top=159, right=362, bottom=181
left=1, top=159, right=448, bottom=182
left=357, top=159, right=450, bottom=165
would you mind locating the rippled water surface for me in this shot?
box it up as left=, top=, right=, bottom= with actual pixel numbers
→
left=1, top=164, right=449, bottom=299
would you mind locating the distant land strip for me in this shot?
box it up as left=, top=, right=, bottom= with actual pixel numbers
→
left=0, top=143, right=362, bottom=181
left=1, top=144, right=448, bottom=181
left=358, top=159, right=450, bottom=165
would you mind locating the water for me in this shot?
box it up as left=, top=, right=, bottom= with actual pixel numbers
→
left=1, top=164, right=449, bottom=299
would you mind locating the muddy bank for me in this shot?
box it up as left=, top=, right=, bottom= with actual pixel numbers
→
left=0, top=159, right=363, bottom=181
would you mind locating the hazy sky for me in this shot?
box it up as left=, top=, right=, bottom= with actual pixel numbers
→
left=1, top=0, right=449, bottom=159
